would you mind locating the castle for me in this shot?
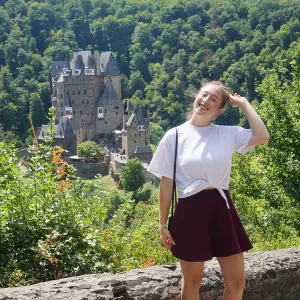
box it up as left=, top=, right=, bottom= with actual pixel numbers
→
left=38, top=50, right=152, bottom=165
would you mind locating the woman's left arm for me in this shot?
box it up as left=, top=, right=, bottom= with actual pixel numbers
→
left=228, top=95, right=270, bottom=146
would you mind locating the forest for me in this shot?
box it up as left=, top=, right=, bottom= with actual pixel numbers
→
left=0, top=0, right=299, bottom=287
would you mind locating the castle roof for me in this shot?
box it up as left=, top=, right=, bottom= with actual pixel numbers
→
left=134, top=146, right=152, bottom=154
left=97, top=80, right=122, bottom=106
left=64, top=57, right=70, bottom=69
left=126, top=114, right=135, bottom=127
left=100, top=52, right=119, bottom=76
left=85, top=54, right=94, bottom=68
left=38, top=117, right=76, bottom=140
left=51, top=61, right=65, bottom=77
left=70, top=51, right=93, bottom=74
left=75, top=54, right=84, bottom=70
left=137, top=107, right=146, bottom=126
left=37, top=125, right=49, bottom=140
left=124, top=99, right=134, bottom=112
left=55, top=116, right=76, bottom=139
left=65, top=95, right=72, bottom=108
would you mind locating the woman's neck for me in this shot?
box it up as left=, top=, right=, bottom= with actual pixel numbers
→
left=188, top=114, right=212, bottom=127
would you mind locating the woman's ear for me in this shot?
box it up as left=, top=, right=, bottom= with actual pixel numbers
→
left=216, top=108, right=223, bottom=116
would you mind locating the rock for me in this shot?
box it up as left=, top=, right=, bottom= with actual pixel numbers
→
left=0, top=248, right=300, bottom=299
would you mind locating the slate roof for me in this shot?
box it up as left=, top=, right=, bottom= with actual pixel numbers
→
left=97, top=80, right=122, bottom=106
left=85, top=55, right=93, bottom=68
left=134, top=146, right=152, bottom=154
left=124, top=99, right=134, bottom=112
left=70, top=51, right=95, bottom=71
left=38, top=117, right=76, bottom=140
left=64, top=57, right=71, bottom=69
left=100, top=52, right=119, bottom=76
left=37, top=125, right=49, bottom=140
left=126, top=114, right=135, bottom=127
left=65, top=95, right=72, bottom=107
left=56, top=116, right=76, bottom=138
left=137, top=107, right=146, bottom=126
left=51, top=61, right=65, bottom=77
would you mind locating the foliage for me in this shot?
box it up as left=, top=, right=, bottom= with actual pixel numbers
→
left=0, top=0, right=300, bottom=288
left=77, top=141, right=104, bottom=159
left=121, top=157, right=146, bottom=191
left=1, top=0, right=300, bottom=140
left=230, top=62, right=300, bottom=251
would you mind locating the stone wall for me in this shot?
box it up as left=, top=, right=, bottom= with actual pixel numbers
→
left=70, top=161, right=109, bottom=179
left=0, top=247, right=299, bottom=300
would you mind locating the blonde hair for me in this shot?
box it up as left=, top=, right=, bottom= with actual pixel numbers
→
left=186, top=81, right=231, bottom=120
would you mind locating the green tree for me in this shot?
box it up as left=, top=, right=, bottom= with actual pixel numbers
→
left=121, top=157, right=145, bottom=191
left=77, top=141, right=104, bottom=159
left=150, top=122, right=164, bottom=145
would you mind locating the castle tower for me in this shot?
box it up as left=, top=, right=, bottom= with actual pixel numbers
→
left=62, top=57, right=72, bottom=77
left=100, top=52, right=121, bottom=98
left=121, top=106, right=152, bottom=163
left=85, top=54, right=95, bottom=76
left=65, top=95, right=72, bottom=119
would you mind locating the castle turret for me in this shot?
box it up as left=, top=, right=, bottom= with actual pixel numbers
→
left=65, top=95, right=72, bottom=119
left=74, top=55, right=83, bottom=76
left=85, top=54, right=95, bottom=76
left=62, top=57, right=72, bottom=77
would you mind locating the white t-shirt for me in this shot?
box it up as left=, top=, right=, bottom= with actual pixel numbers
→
left=147, top=122, right=254, bottom=208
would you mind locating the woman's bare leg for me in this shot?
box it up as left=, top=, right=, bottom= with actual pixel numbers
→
left=217, top=253, right=245, bottom=300
left=180, top=260, right=205, bottom=300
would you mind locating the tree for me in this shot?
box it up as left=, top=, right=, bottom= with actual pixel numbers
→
left=121, top=157, right=145, bottom=191
left=77, top=141, right=104, bottom=159
left=150, top=122, right=164, bottom=145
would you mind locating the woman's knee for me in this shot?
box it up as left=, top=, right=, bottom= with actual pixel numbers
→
left=225, top=277, right=246, bottom=294
left=182, top=274, right=203, bottom=289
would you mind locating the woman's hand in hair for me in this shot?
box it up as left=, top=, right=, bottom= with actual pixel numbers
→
left=228, top=93, right=248, bottom=108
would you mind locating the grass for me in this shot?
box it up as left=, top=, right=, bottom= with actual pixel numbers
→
left=100, top=175, right=117, bottom=189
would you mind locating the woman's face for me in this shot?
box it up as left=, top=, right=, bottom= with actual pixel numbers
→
left=193, top=84, right=223, bottom=118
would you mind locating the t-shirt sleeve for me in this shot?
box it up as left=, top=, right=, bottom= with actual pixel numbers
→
left=232, top=126, right=254, bottom=154
left=147, top=129, right=175, bottom=179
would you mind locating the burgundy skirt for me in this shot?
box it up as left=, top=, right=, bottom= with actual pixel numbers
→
left=169, top=189, right=253, bottom=262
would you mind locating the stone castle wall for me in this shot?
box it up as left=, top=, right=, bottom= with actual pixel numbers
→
left=70, top=161, right=108, bottom=179
left=0, top=247, right=299, bottom=299
left=96, top=104, right=124, bottom=135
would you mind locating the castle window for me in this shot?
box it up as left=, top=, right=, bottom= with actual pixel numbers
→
left=67, top=91, right=69, bottom=95
left=74, top=110, right=75, bottom=115
left=105, top=121, right=107, bottom=124
left=114, top=106, right=119, bottom=109
left=78, top=91, right=80, bottom=95
left=61, top=112, right=63, bottom=116
left=134, top=140, right=136, bottom=143
left=105, top=109, right=106, bottom=113
left=84, top=90, right=86, bottom=94
left=116, top=112, right=118, bottom=115
left=66, top=79, right=68, bottom=82
left=60, top=94, right=63, bottom=98
left=72, top=79, right=74, bottom=82
left=139, top=134, right=141, bottom=136
left=72, top=100, right=74, bottom=104
left=72, top=91, right=75, bottom=95
left=82, top=100, right=84, bottom=104
left=80, top=110, right=83, bottom=115
left=99, top=108, right=103, bottom=113
left=87, top=100, right=89, bottom=104
left=61, top=102, right=63, bottom=108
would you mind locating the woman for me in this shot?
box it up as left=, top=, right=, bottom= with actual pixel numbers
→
left=147, top=81, right=270, bottom=300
